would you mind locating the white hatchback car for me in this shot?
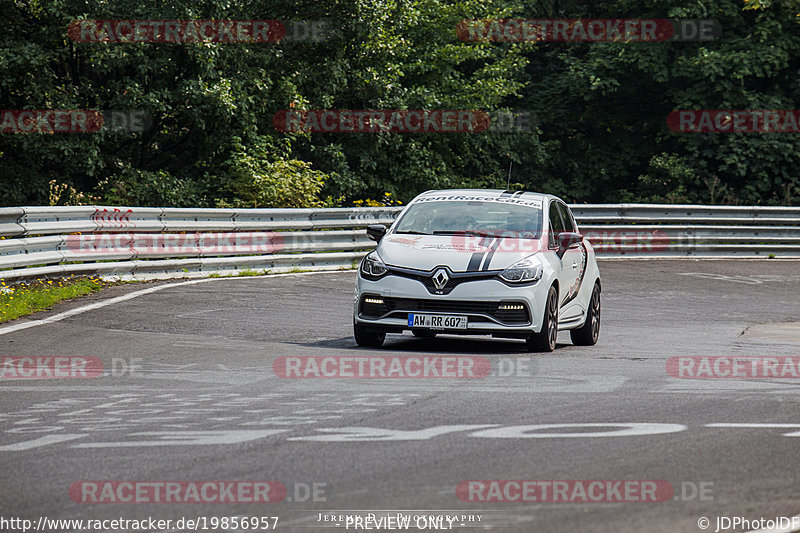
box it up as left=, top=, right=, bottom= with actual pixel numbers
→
left=353, top=189, right=601, bottom=351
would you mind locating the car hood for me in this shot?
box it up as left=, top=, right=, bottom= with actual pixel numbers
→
left=377, top=234, right=544, bottom=272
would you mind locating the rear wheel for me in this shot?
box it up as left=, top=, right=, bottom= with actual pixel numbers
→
left=527, top=285, right=559, bottom=352
left=354, top=322, right=386, bottom=347
left=412, top=330, right=437, bottom=338
left=570, top=283, right=601, bottom=346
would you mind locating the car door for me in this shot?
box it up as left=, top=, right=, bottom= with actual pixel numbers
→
left=556, top=201, right=586, bottom=306
left=547, top=200, right=576, bottom=307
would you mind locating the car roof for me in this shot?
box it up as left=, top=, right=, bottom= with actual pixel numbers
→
left=415, top=189, right=559, bottom=204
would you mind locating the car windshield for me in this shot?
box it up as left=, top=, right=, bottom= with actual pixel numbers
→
left=393, top=199, right=543, bottom=239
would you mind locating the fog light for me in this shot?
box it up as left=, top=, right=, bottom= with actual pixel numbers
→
left=498, top=304, right=524, bottom=310
left=365, top=297, right=384, bottom=304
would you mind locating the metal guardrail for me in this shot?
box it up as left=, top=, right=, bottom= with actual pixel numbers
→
left=0, top=204, right=798, bottom=281
left=0, top=206, right=400, bottom=281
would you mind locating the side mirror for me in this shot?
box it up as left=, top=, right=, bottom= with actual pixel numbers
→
left=557, top=232, right=583, bottom=258
left=366, top=224, right=387, bottom=242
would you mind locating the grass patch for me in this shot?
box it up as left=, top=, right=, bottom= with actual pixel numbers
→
left=0, top=276, right=113, bottom=323
left=237, top=268, right=267, bottom=277
left=204, top=269, right=271, bottom=279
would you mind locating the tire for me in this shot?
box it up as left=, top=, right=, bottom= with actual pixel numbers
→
left=412, top=330, right=437, bottom=338
left=527, top=285, right=559, bottom=352
left=354, top=322, right=386, bottom=347
left=570, top=282, right=601, bottom=346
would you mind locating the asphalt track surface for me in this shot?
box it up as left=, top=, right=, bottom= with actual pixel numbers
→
left=1, top=260, right=800, bottom=533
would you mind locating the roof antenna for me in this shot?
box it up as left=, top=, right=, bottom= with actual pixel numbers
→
left=507, top=159, right=513, bottom=190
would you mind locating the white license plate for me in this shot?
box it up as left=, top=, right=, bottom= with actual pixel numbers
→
left=408, top=313, right=467, bottom=330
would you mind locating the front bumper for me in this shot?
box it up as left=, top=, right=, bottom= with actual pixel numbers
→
left=354, top=272, right=547, bottom=335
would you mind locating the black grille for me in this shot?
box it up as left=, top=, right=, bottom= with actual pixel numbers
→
left=361, top=298, right=390, bottom=318
left=387, top=267, right=497, bottom=295
left=359, top=295, right=530, bottom=325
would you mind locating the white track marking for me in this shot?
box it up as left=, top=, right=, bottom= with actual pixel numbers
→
left=72, top=429, right=289, bottom=448
left=0, top=433, right=87, bottom=451
left=706, top=423, right=800, bottom=437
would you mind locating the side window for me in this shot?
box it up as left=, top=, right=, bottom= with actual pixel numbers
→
left=557, top=202, right=576, bottom=233
left=568, top=206, right=579, bottom=233
left=548, top=202, right=566, bottom=248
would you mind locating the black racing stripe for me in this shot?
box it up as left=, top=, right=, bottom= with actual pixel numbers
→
left=466, top=236, right=492, bottom=271
left=467, top=252, right=485, bottom=271
left=480, top=238, right=502, bottom=270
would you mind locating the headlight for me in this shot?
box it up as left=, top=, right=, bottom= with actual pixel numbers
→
left=361, top=251, right=388, bottom=279
left=498, top=256, right=543, bottom=284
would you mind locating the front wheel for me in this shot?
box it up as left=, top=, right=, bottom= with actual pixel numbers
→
left=354, top=322, right=386, bottom=347
left=570, top=283, right=600, bottom=346
left=527, top=285, right=559, bottom=352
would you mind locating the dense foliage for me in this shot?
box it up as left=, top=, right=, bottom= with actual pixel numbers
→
left=1, top=0, right=799, bottom=207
